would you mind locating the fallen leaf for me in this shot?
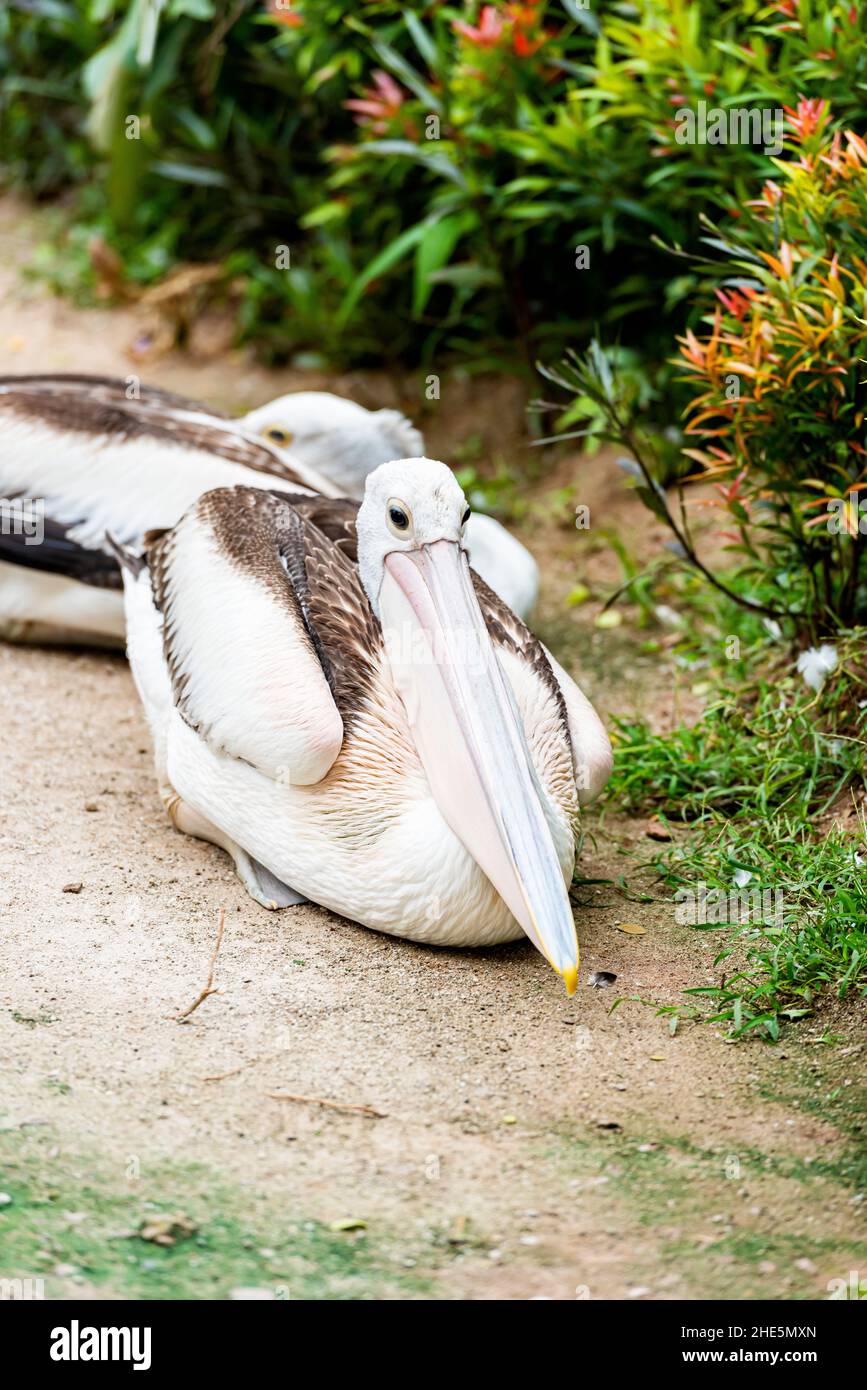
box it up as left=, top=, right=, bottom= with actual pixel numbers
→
left=137, top=1213, right=197, bottom=1247
left=502, top=1115, right=517, bottom=1125
left=615, top=922, right=647, bottom=935
left=648, top=1054, right=665, bottom=1062
left=328, top=1217, right=367, bottom=1232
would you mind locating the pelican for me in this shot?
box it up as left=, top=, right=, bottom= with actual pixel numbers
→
left=0, top=374, right=538, bottom=646
left=121, top=460, right=611, bottom=991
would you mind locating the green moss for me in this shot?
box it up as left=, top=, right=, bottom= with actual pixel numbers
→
left=0, top=1131, right=436, bottom=1301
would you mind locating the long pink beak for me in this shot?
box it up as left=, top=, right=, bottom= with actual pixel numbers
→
left=379, top=540, right=579, bottom=992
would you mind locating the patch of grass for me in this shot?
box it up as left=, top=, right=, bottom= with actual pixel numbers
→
left=43, top=1078, right=71, bottom=1096
left=605, top=668, right=867, bottom=1038
left=662, top=1130, right=867, bottom=1196
left=0, top=1130, right=437, bottom=1301
left=668, top=818, right=867, bottom=1039
left=545, top=1127, right=860, bottom=1299
left=755, top=1073, right=867, bottom=1185
left=609, top=677, right=866, bottom=820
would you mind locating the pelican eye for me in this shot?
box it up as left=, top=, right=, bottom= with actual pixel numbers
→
left=462, top=506, right=471, bottom=526
left=264, top=425, right=293, bottom=446
left=386, top=499, right=412, bottom=537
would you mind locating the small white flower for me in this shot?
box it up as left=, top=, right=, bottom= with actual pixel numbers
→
left=654, top=604, right=684, bottom=628
left=732, top=868, right=753, bottom=889
left=796, top=644, right=838, bottom=691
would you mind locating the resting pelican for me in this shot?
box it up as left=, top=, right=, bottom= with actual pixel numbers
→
left=0, top=374, right=537, bottom=646
left=121, top=460, right=611, bottom=991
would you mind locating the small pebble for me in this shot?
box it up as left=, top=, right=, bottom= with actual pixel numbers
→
left=62, top=883, right=83, bottom=894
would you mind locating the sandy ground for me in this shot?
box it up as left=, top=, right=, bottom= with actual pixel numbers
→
left=0, top=195, right=865, bottom=1301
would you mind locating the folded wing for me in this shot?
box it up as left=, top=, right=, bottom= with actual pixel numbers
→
left=146, top=488, right=382, bottom=786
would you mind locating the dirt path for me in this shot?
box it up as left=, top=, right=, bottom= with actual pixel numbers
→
left=0, top=196, right=864, bottom=1301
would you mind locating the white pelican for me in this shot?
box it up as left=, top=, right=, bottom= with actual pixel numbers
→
left=0, top=375, right=537, bottom=646
left=121, top=460, right=611, bottom=991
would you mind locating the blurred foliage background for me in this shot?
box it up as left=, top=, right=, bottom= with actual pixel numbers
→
left=2, top=0, right=867, bottom=372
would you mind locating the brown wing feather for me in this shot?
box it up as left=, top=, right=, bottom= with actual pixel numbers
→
left=150, top=487, right=380, bottom=733
left=0, top=373, right=222, bottom=415
left=0, top=374, right=316, bottom=489
left=263, top=490, right=360, bottom=563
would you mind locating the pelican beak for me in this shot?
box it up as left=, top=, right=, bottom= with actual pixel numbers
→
left=380, top=539, right=579, bottom=993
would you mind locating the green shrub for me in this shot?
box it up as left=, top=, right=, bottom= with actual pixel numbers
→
left=673, top=105, right=867, bottom=635
left=3, top=2, right=867, bottom=367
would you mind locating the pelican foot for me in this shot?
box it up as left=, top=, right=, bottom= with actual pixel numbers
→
left=237, top=851, right=309, bottom=911
left=160, top=783, right=307, bottom=911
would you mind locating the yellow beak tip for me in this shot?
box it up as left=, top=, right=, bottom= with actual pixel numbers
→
left=563, top=965, right=579, bottom=996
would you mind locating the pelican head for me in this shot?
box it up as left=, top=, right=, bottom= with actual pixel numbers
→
left=243, top=392, right=424, bottom=497
left=357, top=458, right=580, bottom=994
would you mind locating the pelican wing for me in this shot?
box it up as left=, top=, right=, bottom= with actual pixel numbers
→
left=0, top=375, right=347, bottom=603
left=0, top=373, right=338, bottom=500
left=0, top=372, right=221, bottom=415
left=0, top=510, right=121, bottom=587
left=148, top=487, right=380, bottom=786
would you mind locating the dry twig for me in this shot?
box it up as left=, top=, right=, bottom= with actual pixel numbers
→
left=199, top=1051, right=284, bottom=1084
left=175, top=908, right=226, bottom=1022
left=266, top=1091, right=386, bottom=1119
